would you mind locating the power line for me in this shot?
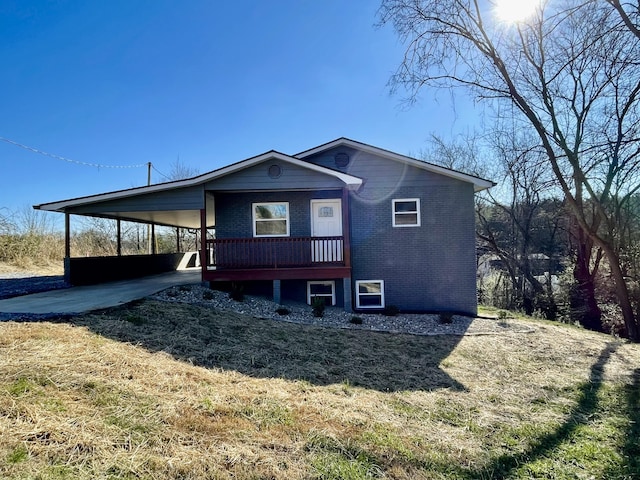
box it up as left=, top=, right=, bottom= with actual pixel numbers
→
left=151, top=164, right=171, bottom=181
left=0, top=136, right=148, bottom=169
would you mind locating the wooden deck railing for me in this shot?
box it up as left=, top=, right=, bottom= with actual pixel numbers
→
left=205, top=236, right=345, bottom=269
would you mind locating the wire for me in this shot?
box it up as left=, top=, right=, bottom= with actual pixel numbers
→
left=151, top=164, right=172, bottom=181
left=0, top=136, right=148, bottom=169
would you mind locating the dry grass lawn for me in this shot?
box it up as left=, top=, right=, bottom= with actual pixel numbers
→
left=1, top=298, right=639, bottom=479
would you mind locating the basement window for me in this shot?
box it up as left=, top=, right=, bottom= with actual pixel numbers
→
left=307, top=281, right=336, bottom=306
left=355, top=280, right=385, bottom=309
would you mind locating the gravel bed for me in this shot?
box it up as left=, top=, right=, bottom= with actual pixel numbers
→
left=151, top=284, right=534, bottom=336
left=0, top=274, right=69, bottom=300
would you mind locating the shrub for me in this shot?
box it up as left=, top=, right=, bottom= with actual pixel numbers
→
left=276, top=307, right=290, bottom=316
left=350, top=316, right=363, bottom=325
left=202, top=289, right=215, bottom=300
left=229, top=282, right=244, bottom=302
left=383, top=305, right=399, bottom=316
left=311, top=297, right=325, bottom=318
left=439, top=312, right=454, bottom=324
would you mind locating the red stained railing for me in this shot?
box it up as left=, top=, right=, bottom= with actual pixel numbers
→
left=205, top=236, right=344, bottom=269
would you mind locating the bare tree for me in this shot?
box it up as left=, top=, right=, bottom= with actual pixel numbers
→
left=427, top=131, right=564, bottom=319
left=379, top=0, right=640, bottom=340
left=606, top=0, right=640, bottom=40
left=167, top=157, right=200, bottom=181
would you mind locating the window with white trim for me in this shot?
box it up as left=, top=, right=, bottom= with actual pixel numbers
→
left=355, top=280, right=385, bottom=309
left=392, top=198, right=420, bottom=227
left=307, top=281, right=336, bottom=306
left=253, top=202, right=290, bottom=237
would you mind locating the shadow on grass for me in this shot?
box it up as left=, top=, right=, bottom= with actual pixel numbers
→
left=620, top=367, right=640, bottom=475
left=65, top=300, right=468, bottom=393
left=469, top=342, right=622, bottom=479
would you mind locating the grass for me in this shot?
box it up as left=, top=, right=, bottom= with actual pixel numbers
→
left=1, top=299, right=639, bottom=479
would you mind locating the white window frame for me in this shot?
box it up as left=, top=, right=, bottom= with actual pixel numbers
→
left=307, top=281, right=336, bottom=306
left=252, top=202, right=290, bottom=237
left=392, top=198, right=421, bottom=227
left=355, top=280, right=385, bottom=309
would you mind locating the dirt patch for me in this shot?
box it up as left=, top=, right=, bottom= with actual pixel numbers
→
left=0, top=262, right=63, bottom=277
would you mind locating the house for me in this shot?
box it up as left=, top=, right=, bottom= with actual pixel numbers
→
left=35, top=138, right=493, bottom=316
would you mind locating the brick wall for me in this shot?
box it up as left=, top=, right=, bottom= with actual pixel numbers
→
left=348, top=173, right=478, bottom=315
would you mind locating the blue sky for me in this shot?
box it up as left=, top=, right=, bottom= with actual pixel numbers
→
left=0, top=0, right=480, bottom=218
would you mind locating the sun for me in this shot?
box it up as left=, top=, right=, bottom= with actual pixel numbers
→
left=494, top=0, right=541, bottom=23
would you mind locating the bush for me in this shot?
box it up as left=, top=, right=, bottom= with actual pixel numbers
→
left=311, top=297, right=325, bottom=318
left=0, top=232, right=64, bottom=267
left=350, top=316, right=363, bottom=325
left=383, top=305, right=399, bottom=316
left=202, top=289, right=215, bottom=300
left=276, top=307, right=290, bottom=316
left=439, top=312, right=454, bottom=324
left=229, top=282, right=244, bottom=302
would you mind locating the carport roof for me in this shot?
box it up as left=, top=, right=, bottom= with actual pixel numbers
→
left=34, top=150, right=364, bottom=229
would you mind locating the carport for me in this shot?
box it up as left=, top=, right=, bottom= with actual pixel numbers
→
left=35, top=174, right=216, bottom=286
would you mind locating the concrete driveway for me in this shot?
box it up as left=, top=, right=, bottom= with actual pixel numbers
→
left=0, top=270, right=202, bottom=317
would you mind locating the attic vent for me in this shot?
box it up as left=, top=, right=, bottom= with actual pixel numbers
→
left=334, top=152, right=350, bottom=167
left=268, top=164, right=282, bottom=178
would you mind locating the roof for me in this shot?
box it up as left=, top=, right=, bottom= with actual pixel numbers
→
left=36, top=150, right=362, bottom=212
left=296, top=137, right=495, bottom=192
left=34, top=138, right=493, bottom=228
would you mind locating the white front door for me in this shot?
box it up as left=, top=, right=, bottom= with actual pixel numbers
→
left=311, top=199, right=343, bottom=262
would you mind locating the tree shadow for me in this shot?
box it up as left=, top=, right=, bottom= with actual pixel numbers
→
left=619, top=367, right=640, bottom=476
left=64, top=300, right=467, bottom=393
left=470, top=342, right=620, bottom=479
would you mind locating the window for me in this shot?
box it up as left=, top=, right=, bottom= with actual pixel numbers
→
left=355, top=280, right=385, bottom=309
left=307, top=281, right=336, bottom=306
left=253, top=202, right=290, bottom=237
left=392, top=198, right=420, bottom=227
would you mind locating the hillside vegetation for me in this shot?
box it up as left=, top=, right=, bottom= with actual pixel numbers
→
left=1, top=299, right=639, bottom=479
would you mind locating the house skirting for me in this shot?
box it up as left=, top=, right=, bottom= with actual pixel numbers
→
left=210, top=276, right=353, bottom=312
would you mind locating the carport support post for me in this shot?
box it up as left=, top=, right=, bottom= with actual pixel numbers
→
left=64, top=212, right=71, bottom=258
left=64, top=212, right=71, bottom=284
left=116, top=219, right=122, bottom=256
left=200, top=208, right=207, bottom=269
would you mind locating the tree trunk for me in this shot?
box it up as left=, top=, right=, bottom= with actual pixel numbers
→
left=601, top=243, right=640, bottom=341
left=570, top=240, right=603, bottom=332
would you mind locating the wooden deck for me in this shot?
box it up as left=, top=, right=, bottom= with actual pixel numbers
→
left=202, top=236, right=351, bottom=281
